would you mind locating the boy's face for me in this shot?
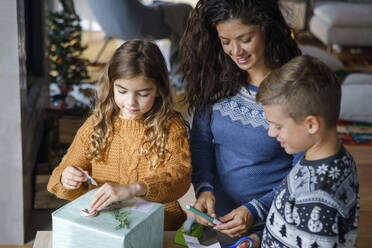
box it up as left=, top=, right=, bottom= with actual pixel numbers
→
left=263, top=104, right=312, bottom=154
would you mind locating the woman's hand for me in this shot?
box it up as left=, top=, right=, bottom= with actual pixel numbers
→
left=89, top=182, right=147, bottom=212
left=193, top=191, right=217, bottom=226
left=61, top=165, right=87, bottom=190
left=214, top=205, right=254, bottom=238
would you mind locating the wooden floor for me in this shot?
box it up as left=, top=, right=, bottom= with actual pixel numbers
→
left=346, top=145, right=372, bottom=247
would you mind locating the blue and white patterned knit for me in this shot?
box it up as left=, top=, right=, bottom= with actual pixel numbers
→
left=191, top=85, right=294, bottom=227
left=261, top=146, right=360, bottom=248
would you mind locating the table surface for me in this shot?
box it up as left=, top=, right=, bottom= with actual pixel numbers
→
left=34, top=231, right=185, bottom=248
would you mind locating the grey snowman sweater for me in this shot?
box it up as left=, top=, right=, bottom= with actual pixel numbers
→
left=261, top=146, right=359, bottom=248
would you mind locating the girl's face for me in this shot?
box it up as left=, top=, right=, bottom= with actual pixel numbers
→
left=216, top=19, right=266, bottom=74
left=114, top=75, right=158, bottom=120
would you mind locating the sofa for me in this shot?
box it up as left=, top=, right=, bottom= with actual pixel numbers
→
left=340, top=73, right=372, bottom=123
left=309, top=1, right=372, bottom=50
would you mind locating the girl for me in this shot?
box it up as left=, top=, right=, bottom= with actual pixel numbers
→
left=47, top=39, right=191, bottom=230
left=180, top=0, right=301, bottom=246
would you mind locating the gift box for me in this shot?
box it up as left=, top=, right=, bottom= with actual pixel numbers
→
left=52, top=189, right=164, bottom=248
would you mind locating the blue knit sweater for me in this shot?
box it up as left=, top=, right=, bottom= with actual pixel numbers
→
left=191, top=85, right=294, bottom=227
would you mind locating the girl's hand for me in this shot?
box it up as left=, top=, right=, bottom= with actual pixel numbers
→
left=89, top=182, right=147, bottom=212
left=214, top=205, right=253, bottom=238
left=193, top=191, right=217, bottom=226
left=61, top=165, right=87, bottom=190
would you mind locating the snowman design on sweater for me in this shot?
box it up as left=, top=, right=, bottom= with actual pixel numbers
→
left=307, top=206, right=323, bottom=233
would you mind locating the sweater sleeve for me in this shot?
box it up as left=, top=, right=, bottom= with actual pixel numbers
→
left=47, top=117, right=93, bottom=200
left=190, top=111, right=216, bottom=197
left=141, top=117, right=191, bottom=203
left=244, top=153, right=303, bottom=224
left=244, top=190, right=276, bottom=224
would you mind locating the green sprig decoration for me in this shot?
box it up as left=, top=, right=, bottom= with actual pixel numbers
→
left=110, top=209, right=130, bottom=230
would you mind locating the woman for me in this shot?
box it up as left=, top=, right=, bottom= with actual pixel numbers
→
left=180, top=0, right=301, bottom=245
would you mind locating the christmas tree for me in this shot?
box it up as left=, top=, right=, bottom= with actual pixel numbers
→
left=48, top=0, right=90, bottom=109
left=296, top=236, right=302, bottom=248
left=269, top=213, right=275, bottom=225
left=279, top=224, right=287, bottom=237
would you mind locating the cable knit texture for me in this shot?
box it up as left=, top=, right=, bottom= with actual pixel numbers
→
left=47, top=115, right=191, bottom=230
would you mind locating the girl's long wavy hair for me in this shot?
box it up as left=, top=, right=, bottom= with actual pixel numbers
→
left=180, top=0, right=301, bottom=115
left=87, top=40, right=177, bottom=167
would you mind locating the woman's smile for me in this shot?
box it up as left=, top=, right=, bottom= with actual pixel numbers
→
left=236, top=55, right=251, bottom=65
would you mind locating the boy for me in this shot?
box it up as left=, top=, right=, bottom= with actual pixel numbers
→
left=256, top=55, right=360, bottom=247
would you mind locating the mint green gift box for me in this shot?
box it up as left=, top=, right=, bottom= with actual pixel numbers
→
left=52, top=189, right=164, bottom=248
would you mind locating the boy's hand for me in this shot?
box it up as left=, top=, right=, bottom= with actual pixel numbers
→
left=193, top=191, right=216, bottom=226
left=89, top=182, right=146, bottom=212
left=236, top=234, right=260, bottom=248
left=61, top=165, right=87, bottom=190
left=214, top=205, right=253, bottom=238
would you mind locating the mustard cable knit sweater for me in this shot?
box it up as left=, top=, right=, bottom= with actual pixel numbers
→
left=47, top=115, right=191, bottom=230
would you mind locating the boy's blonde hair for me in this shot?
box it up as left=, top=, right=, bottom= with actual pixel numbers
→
left=87, top=39, right=180, bottom=167
left=256, top=55, right=341, bottom=129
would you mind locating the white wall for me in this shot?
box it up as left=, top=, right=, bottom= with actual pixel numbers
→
left=0, top=0, right=25, bottom=245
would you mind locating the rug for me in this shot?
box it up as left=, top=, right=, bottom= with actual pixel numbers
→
left=337, top=120, right=372, bottom=145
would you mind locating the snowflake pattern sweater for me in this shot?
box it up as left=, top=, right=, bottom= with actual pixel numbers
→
left=47, top=115, right=191, bottom=230
left=262, top=146, right=360, bottom=248
left=191, top=85, right=294, bottom=229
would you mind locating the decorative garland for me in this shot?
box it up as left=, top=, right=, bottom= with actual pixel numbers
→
left=110, top=209, right=130, bottom=230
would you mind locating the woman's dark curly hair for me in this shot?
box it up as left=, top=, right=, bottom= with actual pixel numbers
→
left=180, top=0, right=301, bottom=114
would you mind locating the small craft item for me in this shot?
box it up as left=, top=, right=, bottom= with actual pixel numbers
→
left=186, top=205, right=223, bottom=225
left=73, top=166, right=97, bottom=186
left=174, top=217, right=203, bottom=247
left=183, top=235, right=221, bottom=248
left=85, top=172, right=97, bottom=186
left=81, top=208, right=98, bottom=217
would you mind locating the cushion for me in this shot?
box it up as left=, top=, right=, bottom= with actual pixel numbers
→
left=343, top=73, right=372, bottom=85
left=340, top=73, right=372, bottom=123
left=314, top=3, right=372, bottom=27
left=348, top=0, right=372, bottom=3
